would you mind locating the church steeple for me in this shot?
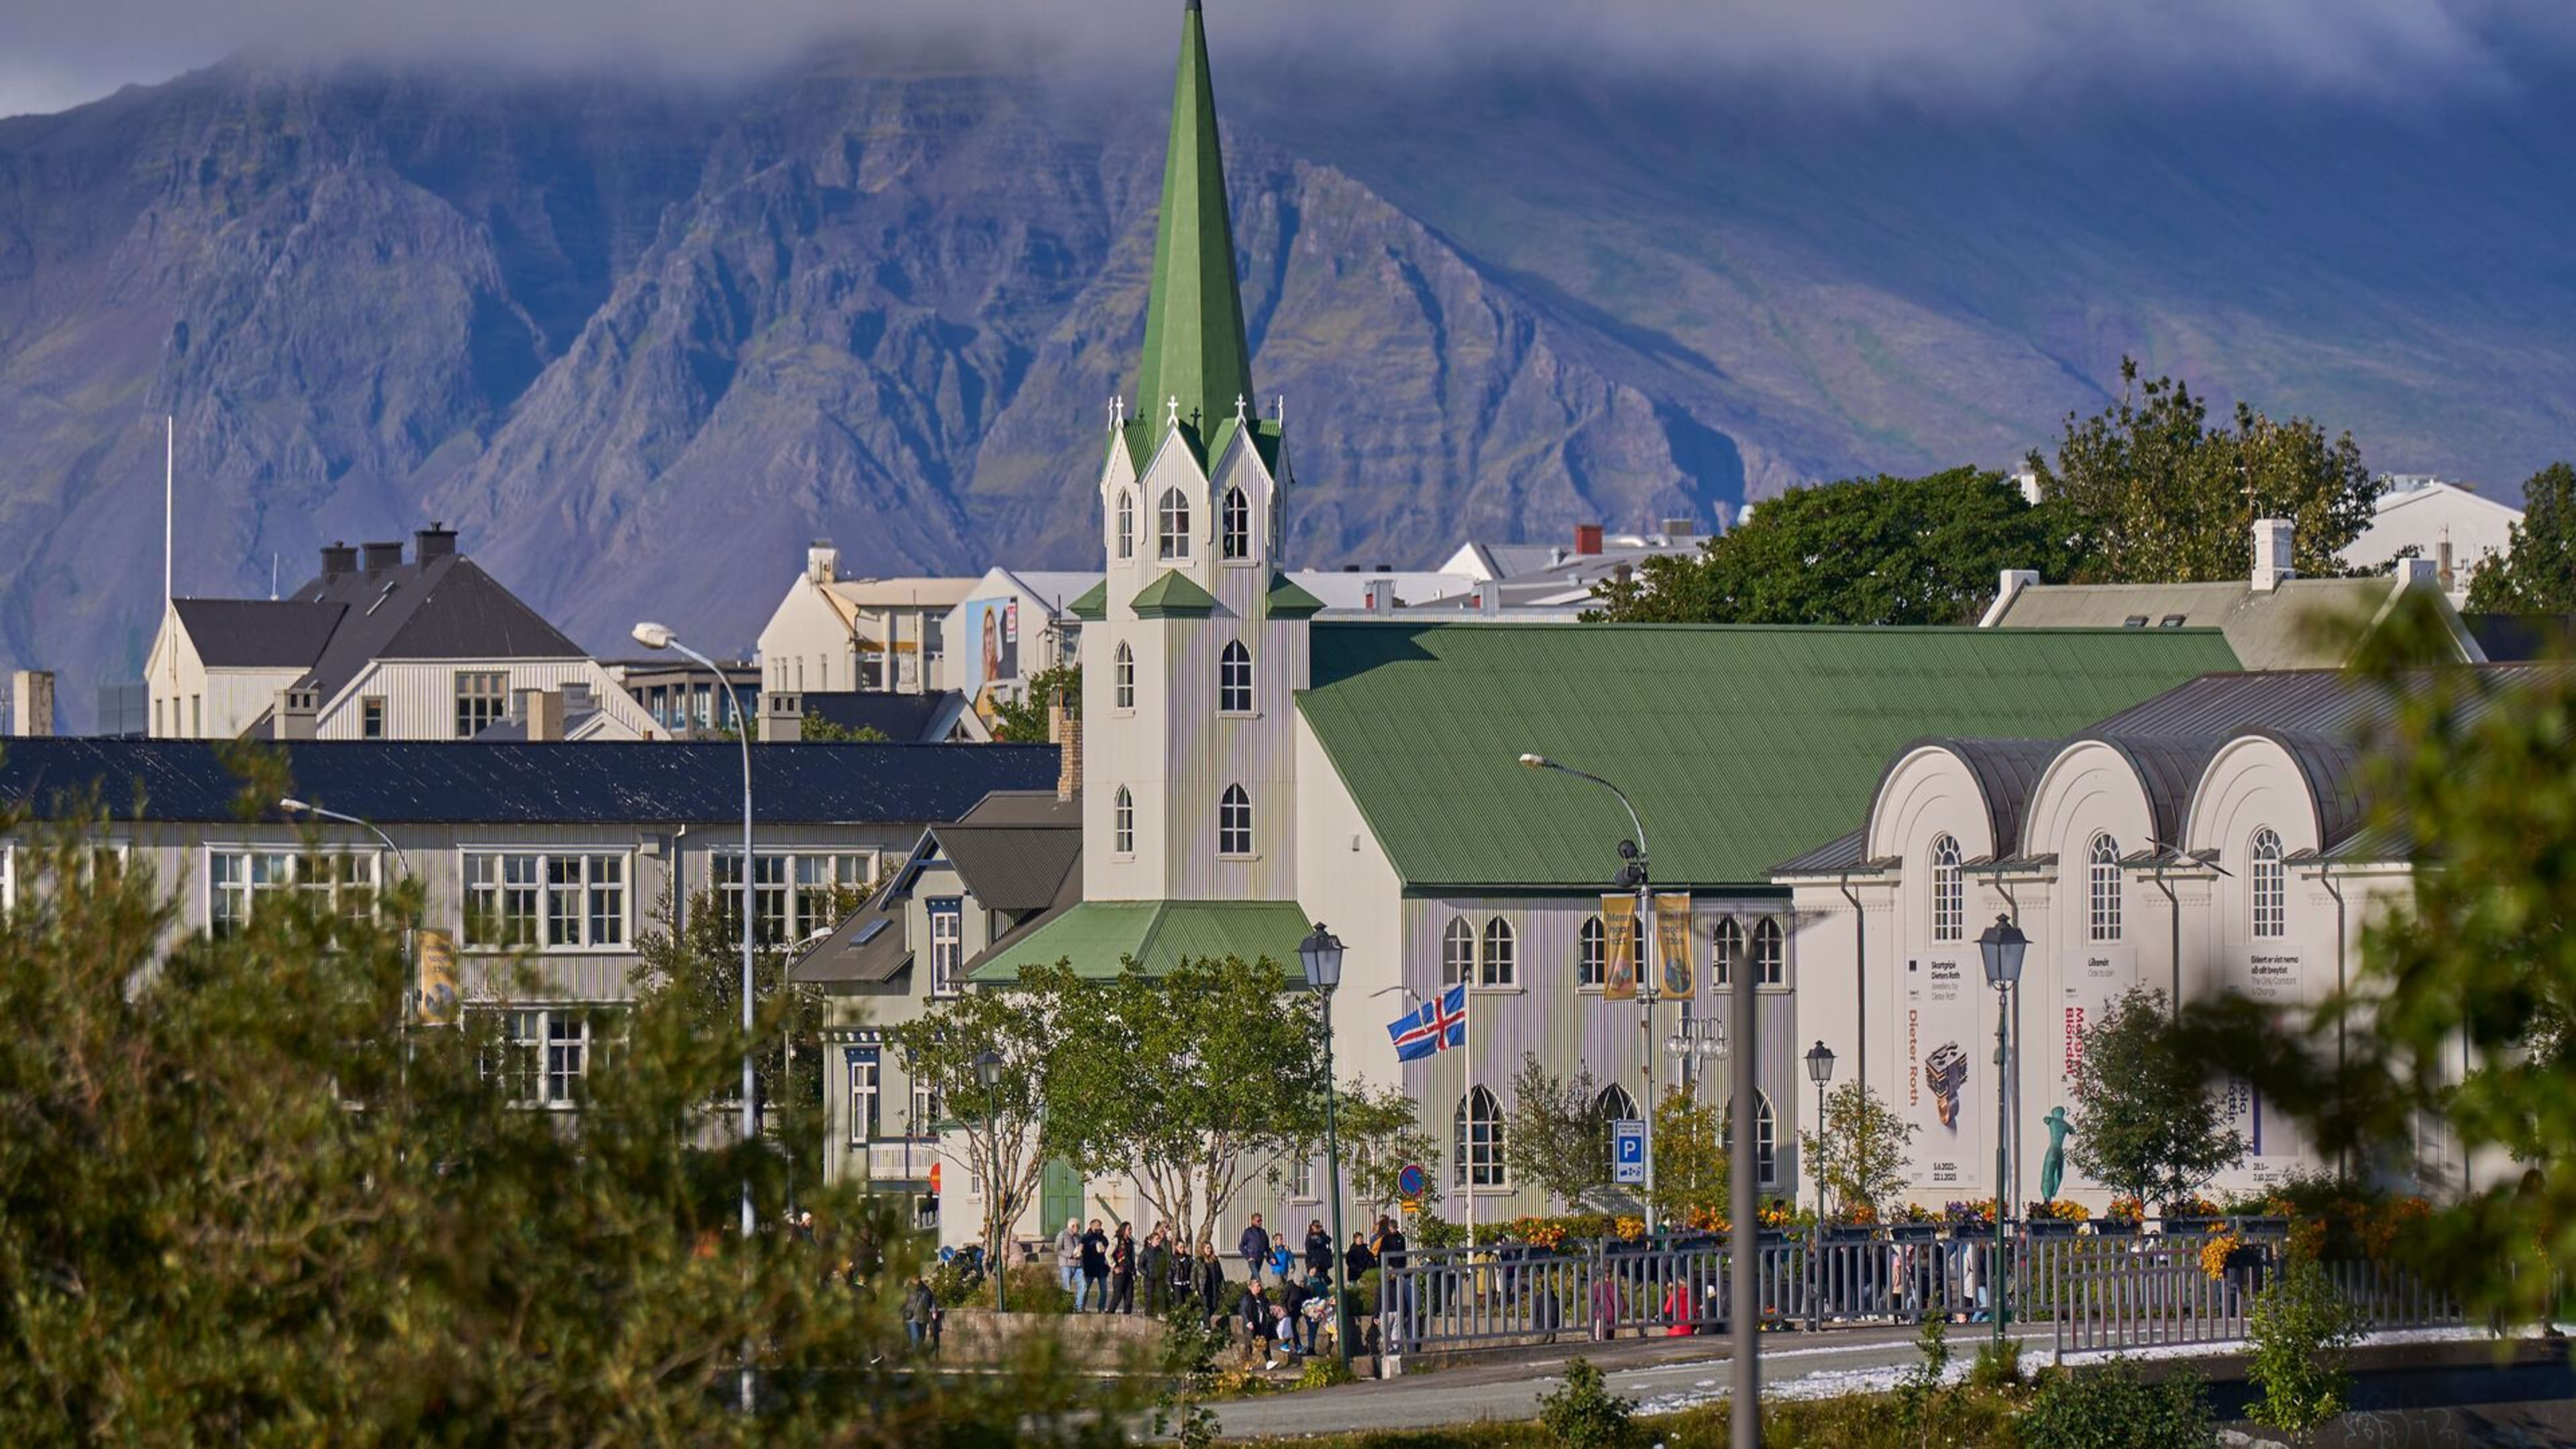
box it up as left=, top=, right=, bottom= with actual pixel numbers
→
left=1131, top=0, right=1254, bottom=463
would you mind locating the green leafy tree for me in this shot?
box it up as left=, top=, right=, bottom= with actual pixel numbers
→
left=798, top=714, right=890, bottom=743
left=2029, top=357, right=2377, bottom=584
left=1647, top=1089, right=1730, bottom=1228
left=1797, top=1082, right=1917, bottom=1220
left=0, top=773, right=1139, bottom=1442
left=1535, top=1356, right=1640, bottom=1449
left=2069, top=987, right=2245, bottom=1208
left=2247, top=1252, right=2365, bottom=1441
left=1503, top=1052, right=1621, bottom=1212
left=1309, top=1078, right=1441, bottom=1215
left=990, top=664, right=1080, bottom=743
left=883, top=983, right=1065, bottom=1275
left=2463, top=462, right=2576, bottom=613
left=1040, top=956, right=1328, bottom=1248
left=1589, top=467, right=2069, bottom=625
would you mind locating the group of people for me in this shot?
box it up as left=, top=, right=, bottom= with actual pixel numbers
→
left=1043, top=1210, right=1416, bottom=1368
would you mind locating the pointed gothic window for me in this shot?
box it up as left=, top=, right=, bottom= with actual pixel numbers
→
left=2088, top=834, right=2123, bottom=943
left=1114, top=643, right=1135, bottom=710
left=1218, top=784, right=1252, bottom=857
left=1713, top=917, right=1744, bottom=987
left=1595, top=1083, right=1639, bottom=1125
left=1116, top=491, right=1136, bottom=561
left=1578, top=916, right=1607, bottom=988
left=1158, top=488, right=1191, bottom=561
left=1727, top=1095, right=1778, bottom=1185
left=1222, top=486, right=1250, bottom=559
left=1218, top=641, right=1253, bottom=714
left=1752, top=917, right=1784, bottom=986
left=1454, top=1086, right=1507, bottom=1188
left=1114, top=788, right=1134, bottom=856
left=2251, top=827, right=2286, bottom=939
left=1930, top=834, right=1964, bottom=942
left=1442, top=917, right=1474, bottom=988
left=1480, top=917, right=1517, bottom=987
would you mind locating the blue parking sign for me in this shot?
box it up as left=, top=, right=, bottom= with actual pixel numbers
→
left=1611, top=1118, right=1647, bottom=1185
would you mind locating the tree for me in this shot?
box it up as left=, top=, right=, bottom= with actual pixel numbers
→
left=1589, top=468, right=2068, bottom=625
left=1328, top=1079, right=1443, bottom=1215
left=631, top=888, right=835, bottom=1186
left=2068, top=987, right=2245, bottom=1208
left=1647, top=1089, right=1730, bottom=1228
left=0, top=777, right=1140, bottom=1442
left=2029, top=358, right=2377, bottom=584
left=882, top=983, right=1065, bottom=1276
left=991, top=664, right=1080, bottom=743
left=798, top=714, right=890, bottom=743
left=1797, top=1082, right=1917, bottom=1220
left=2463, top=462, right=2576, bottom=614
left=1503, top=1052, right=1621, bottom=1212
left=1040, top=956, right=1328, bottom=1248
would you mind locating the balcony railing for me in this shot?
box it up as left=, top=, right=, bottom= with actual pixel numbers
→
left=863, top=1138, right=941, bottom=1183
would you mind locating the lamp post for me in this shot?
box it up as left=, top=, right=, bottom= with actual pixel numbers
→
left=1976, top=913, right=2027, bottom=1354
left=635, top=621, right=757, bottom=1413
left=282, top=796, right=419, bottom=1126
left=1298, top=922, right=1354, bottom=1368
left=976, top=1049, right=1008, bottom=1315
left=1804, top=1040, right=1835, bottom=1224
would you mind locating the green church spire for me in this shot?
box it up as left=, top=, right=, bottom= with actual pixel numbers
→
left=1130, top=0, right=1254, bottom=465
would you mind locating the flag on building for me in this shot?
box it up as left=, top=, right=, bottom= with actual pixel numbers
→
left=1387, top=984, right=1468, bottom=1062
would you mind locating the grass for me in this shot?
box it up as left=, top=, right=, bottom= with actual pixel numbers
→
left=1225, top=1383, right=2035, bottom=1448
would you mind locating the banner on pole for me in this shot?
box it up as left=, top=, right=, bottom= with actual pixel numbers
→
left=1601, top=894, right=1638, bottom=1001
left=1654, top=892, right=1695, bottom=1000
left=416, top=928, right=459, bottom=1025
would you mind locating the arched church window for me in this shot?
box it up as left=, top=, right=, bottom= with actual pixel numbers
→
left=1930, top=835, right=1964, bottom=942
left=2088, top=833, right=2123, bottom=943
left=1222, top=486, right=1250, bottom=559
left=1116, top=491, right=1136, bottom=561
left=1114, top=643, right=1135, bottom=710
left=1158, top=488, right=1191, bottom=561
left=2251, top=827, right=2286, bottom=939
left=1219, top=641, right=1253, bottom=714
left=1114, top=788, right=1134, bottom=855
left=1218, top=784, right=1252, bottom=857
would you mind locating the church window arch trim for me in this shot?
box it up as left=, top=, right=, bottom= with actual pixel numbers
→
left=1218, top=641, right=1254, bottom=714
left=1221, top=486, right=1251, bottom=561
left=1158, top=487, right=1191, bottom=561
left=1218, top=784, right=1254, bottom=858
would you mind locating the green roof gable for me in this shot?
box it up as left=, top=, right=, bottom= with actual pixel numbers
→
left=1264, top=570, right=1325, bottom=620
left=1294, top=622, right=2242, bottom=891
left=967, top=899, right=1311, bottom=983
left=1131, top=570, right=1219, bottom=619
left=1067, top=580, right=1108, bottom=623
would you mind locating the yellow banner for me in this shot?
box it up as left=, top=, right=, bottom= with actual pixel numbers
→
left=1655, top=892, right=1695, bottom=1001
left=416, top=928, right=460, bottom=1025
left=1601, top=894, right=1638, bottom=1001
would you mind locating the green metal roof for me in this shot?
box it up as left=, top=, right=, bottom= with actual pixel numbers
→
left=1295, top=622, right=2242, bottom=891
left=1124, top=0, right=1254, bottom=476
left=1067, top=580, right=1108, bottom=623
left=1265, top=570, right=1325, bottom=620
left=965, top=898, right=1311, bottom=983
left=1131, top=570, right=1219, bottom=619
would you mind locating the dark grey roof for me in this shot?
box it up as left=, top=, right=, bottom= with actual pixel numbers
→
left=957, top=790, right=1079, bottom=826
left=801, top=691, right=972, bottom=743
left=959, top=847, right=1085, bottom=979
left=173, top=598, right=346, bottom=668
left=1772, top=829, right=1867, bottom=875
left=2460, top=615, right=2576, bottom=663
left=288, top=555, right=583, bottom=705
left=791, top=865, right=918, bottom=986
left=0, top=739, right=1057, bottom=826
left=2085, top=664, right=2553, bottom=739
left=1868, top=737, right=2060, bottom=859
left=933, top=823, right=1082, bottom=914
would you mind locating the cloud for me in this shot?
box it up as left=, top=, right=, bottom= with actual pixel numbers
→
left=5, top=0, right=2572, bottom=117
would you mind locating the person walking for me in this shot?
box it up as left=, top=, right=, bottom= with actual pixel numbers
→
left=903, top=1277, right=936, bottom=1348
left=1197, top=1241, right=1229, bottom=1328
left=1303, top=1219, right=1333, bottom=1277
left=1078, top=1218, right=1111, bottom=1313
left=1108, top=1222, right=1137, bottom=1314
left=1054, top=1217, right=1083, bottom=1298
left=1140, top=1226, right=1172, bottom=1316
left=1344, top=1230, right=1375, bottom=1284
left=1238, top=1213, right=1269, bottom=1283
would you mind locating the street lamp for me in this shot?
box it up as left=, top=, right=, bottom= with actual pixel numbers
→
left=1805, top=1041, right=1836, bottom=1222
left=1666, top=1014, right=1726, bottom=1082
left=1977, top=913, right=2027, bottom=1353
left=635, top=620, right=757, bottom=1412
left=1297, top=922, right=1354, bottom=1368
left=975, top=1049, right=1008, bottom=1315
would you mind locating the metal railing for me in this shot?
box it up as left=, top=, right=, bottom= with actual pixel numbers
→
left=863, top=1138, right=941, bottom=1183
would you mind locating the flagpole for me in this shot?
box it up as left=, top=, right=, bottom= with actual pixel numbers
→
left=1465, top=975, right=1475, bottom=1251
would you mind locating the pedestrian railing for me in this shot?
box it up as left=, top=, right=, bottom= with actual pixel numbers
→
left=2044, top=1232, right=2464, bottom=1355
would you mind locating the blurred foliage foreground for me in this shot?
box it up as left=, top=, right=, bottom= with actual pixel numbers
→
left=0, top=761, right=1145, bottom=1446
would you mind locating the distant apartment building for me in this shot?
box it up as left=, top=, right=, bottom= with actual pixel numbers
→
left=2341, top=474, right=2524, bottom=599
left=755, top=542, right=975, bottom=698
left=143, top=527, right=658, bottom=742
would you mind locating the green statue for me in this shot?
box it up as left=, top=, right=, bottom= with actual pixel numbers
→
left=2039, top=1106, right=2073, bottom=1204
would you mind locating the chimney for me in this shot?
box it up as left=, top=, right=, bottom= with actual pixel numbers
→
left=763, top=691, right=804, bottom=743
left=361, top=541, right=405, bottom=574
left=2012, top=468, right=2043, bottom=506
left=413, top=523, right=457, bottom=561
left=2436, top=537, right=2456, bottom=592
left=2396, top=557, right=2440, bottom=592
left=807, top=539, right=840, bottom=586
left=525, top=689, right=566, bottom=743
left=7, top=670, right=55, bottom=737
left=1366, top=578, right=1397, bottom=616
left=2251, top=518, right=2296, bottom=592
left=320, top=541, right=358, bottom=577
left=1476, top=580, right=1501, bottom=617
left=1660, top=517, right=1697, bottom=540
left=274, top=686, right=319, bottom=741
left=1051, top=686, right=1081, bottom=803
left=1982, top=568, right=2041, bottom=627
left=1574, top=524, right=1605, bottom=556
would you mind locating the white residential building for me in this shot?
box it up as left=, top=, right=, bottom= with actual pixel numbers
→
left=2341, top=475, right=2523, bottom=599
left=753, top=542, right=976, bottom=697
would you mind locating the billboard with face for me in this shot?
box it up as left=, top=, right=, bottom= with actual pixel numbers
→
left=959, top=598, right=1021, bottom=695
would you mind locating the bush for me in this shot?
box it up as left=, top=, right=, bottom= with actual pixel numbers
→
left=1348, top=1267, right=1381, bottom=1318
left=924, top=1256, right=983, bottom=1307
left=2020, top=1358, right=2217, bottom=1448
left=1969, top=1337, right=2023, bottom=1391
left=973, top=1260, right=1077, bottom=1314
left=1536, top=1357, right=1638, bottom=1449
left=2247, top=1254, right=2364, bottom=1439
left=1296, top=1354, right=1357, bottom=1391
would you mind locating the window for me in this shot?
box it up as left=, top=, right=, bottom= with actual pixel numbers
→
left=191, top=695, right=201, bottom=736
left=928, top=898, right=963, bottom=994
left=454, top=671, right=507, bottom=738
left=714, top=852, right=870, bottom=945
left=479, top=1007, right=612, bottom=1106
left=1218, top=641, right=1253, bottom=713
left=1480, top=916, right=1516, bottom=987
left=1929, top=834, right=1964, bottom=942
left=1114, top=643, right=1136, bottom=710
left=1454, top=1086, right=1507, bottom=1188
left=0, top=845, right=11, bottom=914
left=1752, top=918, right=1785, bottom=986
left=1594, top=1083, right=1638, bottom=1124
left=209, top=850, right=377, bottom=937
left=1713, top=917, right=1744, bottom=987
left=1114, top=788, right=1135, bottom=855
left=465, top=852, right=626, bottom=949
left=2088, top=834, right=2124, bottom=943
left=1577, top=916, right=1607, bottom=988
left=849, top=1055, right=881, bottom=1144
left=1727, top=1095, right=1778, bottom=1186
left=1222, top=486, right=1250, bottom=559
left=1218, top=784, right=1253, bottom=857
left=2251, top=828, right=2286, bottom=939
left=1157, top=487, right=1191, bottom=560
left=1288, top=1157, right=1318, bottom=1201
left=1116, top=490, right=1136, bottom=561
left=910, top=1075, right=943, bottom=1134
left=362, top=697, right=386, bottom=739
left=1442, top=917, right=1474, bottom=987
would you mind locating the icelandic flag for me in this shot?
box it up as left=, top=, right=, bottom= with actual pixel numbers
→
left=1387, top=985, right=1468, bottom=1063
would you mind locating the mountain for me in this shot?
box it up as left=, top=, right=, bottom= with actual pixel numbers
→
left=3, top=50, right=2573, bottom=727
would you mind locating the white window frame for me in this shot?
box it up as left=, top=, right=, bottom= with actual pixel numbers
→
left=849, top=1054, right=881, bottom=1145
left=928, top=896, right=964, bottom=996
left=1116, top=490, right=1136, bottom=561
left=1454, top=1085, right=1507, bottom=1189
left=1218, top=640, right=1254, bottom=714
left=909, top=1075, right=943, bottom=1136
left=1114, top=643, right=1136, bottom=711
left=1479, top=915, right=1516, bottom=987
left=713, top=849, right=873, bottom=946
left=1157, top=487, right=1191, bottom=561
left=463, top=850, right=629, bottom=951
left=1929, top=834, right=1964, bottom=942
left=1442, top=916, right=1474, bottom=987
left=2088, top=833, right=2124, bottom=943
left=478, top=1006, right=616, bottom=1108
left=1113, top=788, right=1135, bottom=857
left=208, top=847, right=379, bottom=938
left=1287, top=1156, right=1318, bottom=1202
left=1577, top=915, right=1606, bottom=989
left=1752, top=916, right=1785, bottom=987
left=2251, top=827, right=2287, bottom=940
left=1713, top=916, right=1743, bottom=987
left=454, top=669, right=508, bottom=739
left=1218, top=784, right=1253, bottom=857
left=1594, top=1083, right=1638, bottom=1123
left=1221, top=486, right=1251, bottom=560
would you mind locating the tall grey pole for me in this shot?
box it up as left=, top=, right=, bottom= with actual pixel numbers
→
left=1992, top=979, right=2010, bottom=1355
left=1729, top=907, right=1760, bottom=1447
left=1322, top=985, right=1352, bottom=1368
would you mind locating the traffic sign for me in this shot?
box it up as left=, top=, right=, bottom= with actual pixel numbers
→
left=1396, top=1162, right=1427, bottom=1201
left=929, top=1161, right=943, bottom=1194
left=1611, top=1118, right=1648, bottom=1185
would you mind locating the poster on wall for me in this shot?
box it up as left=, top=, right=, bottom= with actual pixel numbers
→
left=2221, top=1075, right=2294, bottom=1189
left=2235, top=947, right=2304, bottom=1004
left=1905, top=952, right=1982, bottom=1191
left=2059, top=946, right=2138, bottom=1089
left=960, top=598, right=1020, bottom=696
left=1654, top=893, right=1694, bottom=1001
left=1601, top=894, right=1637, bottom=1002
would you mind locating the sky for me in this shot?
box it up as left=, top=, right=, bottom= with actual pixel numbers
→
left=4, top=0, right=2573, bottom=119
